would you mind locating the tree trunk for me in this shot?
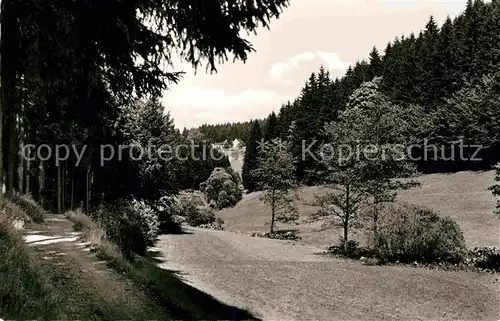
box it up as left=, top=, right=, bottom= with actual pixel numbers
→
left=372, top=201, right=380, bottom=247
left=62, top=163, right=66, bottom=212
left=343, top=220, right=349, bottom=252
left=24, top=158, right=30, bottom=194
left=17, top=141, right=24, bottom=194
left=270, top=190, right=276, bottom=234
left=70, top=167, right=74, bottom=210
left=343, top=184, right=350, bottom=252
left=38, top=160, right=44, bottom=206
left=57, top=165, right=61, bottom=213
left=85, top=164, right=90, bottom=214
left=6, top=118, right=16, bottom=194
left=0, top=76, right=3, bottom=195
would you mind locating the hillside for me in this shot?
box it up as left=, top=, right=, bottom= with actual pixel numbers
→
left=218, top=171, right=499, bottom=249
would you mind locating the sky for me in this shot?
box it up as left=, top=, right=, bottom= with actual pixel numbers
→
left=161, top=0, right=468, bottom=129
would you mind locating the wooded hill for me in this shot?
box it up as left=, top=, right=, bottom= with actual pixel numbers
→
left=240, top=0, right=500, bottom=186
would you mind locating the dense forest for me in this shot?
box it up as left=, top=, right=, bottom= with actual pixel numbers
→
left=194, top=121, right=255, bottom=143
left=241, top=0, right=500, bottom=187
left=0, top=0, right=289, bottom=213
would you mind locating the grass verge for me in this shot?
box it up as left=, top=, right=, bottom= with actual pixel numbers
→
left=0, top=200, right=61, bottom=319
left=8, top=193, right=46, bottom=223
left=67, top=209, right=260, bottom=320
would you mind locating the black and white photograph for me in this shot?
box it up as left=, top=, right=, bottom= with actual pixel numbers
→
left=0, top=0, right=499, bottom=320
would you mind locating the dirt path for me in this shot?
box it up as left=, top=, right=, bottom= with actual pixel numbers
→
left=22, top=214, right=165, bottom=319
left=155, top=226, right=500, bottom=321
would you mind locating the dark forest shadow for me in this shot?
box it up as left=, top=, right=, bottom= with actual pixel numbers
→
left=131, top=254, right=261, bottom=320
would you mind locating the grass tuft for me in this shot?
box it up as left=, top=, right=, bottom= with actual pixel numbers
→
left=9, top=193, right=46, bottom=223
left=0, top=202, right=62, bottom=319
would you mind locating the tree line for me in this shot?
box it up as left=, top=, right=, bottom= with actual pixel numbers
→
left=0, top=0, right=290, bottom=214
left=194, top=121, right=255, bottom=144
left=242, top=0, right=500, bottom=188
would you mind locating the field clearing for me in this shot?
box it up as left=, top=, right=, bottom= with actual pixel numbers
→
left=219, top=170, right=500, bottom=249
left=151, top=170, right=500, bottom=320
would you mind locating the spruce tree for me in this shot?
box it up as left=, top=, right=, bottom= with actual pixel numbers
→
left=437, top=16, right=459, bottom=98
left=242, top=120, right=262, bottom=191
left=368, top=46, right=382, bottom=79
left=263, top=111, right=278, bottom=141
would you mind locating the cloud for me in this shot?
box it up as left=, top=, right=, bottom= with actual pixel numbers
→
left=268, top=51, right=316, bottom=79
left=268, top=51, right=350, bottom=81
left=165, top=87, right=283, bottom=109
left=163, top=87, right=291, bottom=128
left=316, top=51, right=351, bottom=71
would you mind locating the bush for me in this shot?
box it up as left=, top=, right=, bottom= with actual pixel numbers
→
left=250, top=230, right=301, bottom=241
left=0, top=196, right=31, bottom=224
left=199, top=167, right=242, bottom=209
left=215, top=217, right=224, bottom=226
left=9, top=193, right=45, bottom=223
left=327, top=236, right=367, bottom=258
left=185, top=206, right=215, bottom=227
left=467, top=247, right=500, bottom=271
left=157, top=196, right=183, bottom=233
left=168, top=191, right=216, bottom=227
left=178, top=191, right=208, bottom=207
left=374, top=203, right=466, bottom=264
left=98, top=199, right=160, bottom=259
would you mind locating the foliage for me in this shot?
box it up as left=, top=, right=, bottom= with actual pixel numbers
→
left=273, top=0, right=500, bottom=178
left=242, top=120, right=263, bottom=191
left=167, top=191, right=216, bottom=227
left=433, top=72, right=500, bottom=147
left=313, top=78, right=418, bottom=250
left=176, top=129, right=231, bottom=190
left=327, top=236, right=365, bottom=259
left=215, top=217, right=225, bottom=227
left=0, top=0, right=289, bottom=214
left=197, top=121, right=254, bottom=143
left=263, top=112, right=278, bottom=141
left=200, top=167, right=242, bottom=209
left=0, top=203, right=61, bottom=319
left=252, top=139, right=299, bottom=233
left=250, top=230, right=301, bottom=241
left=119, top=99, right=182, bottom=205
left=98, top=199, right=160, bottom=259
left=374, top=203, right=466, bottom=264
left=488, top=163, right=500, bottom=215
left=185, top=206, right=216, bottom=227
left=156, top=195, right=183, bottom=233
left=467, top=247, right=500, bottom=271
left=9, top=193, right=46, bottom=223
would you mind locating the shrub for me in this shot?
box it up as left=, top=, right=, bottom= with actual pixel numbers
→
left=178, top=191, right=208, bottom=207
left=250, top=230, right=301, bottom=241
left=374, top=203, right=466, bottom=263
left=215, top=217, right=224, bottom=226
left=9, top=193, right=45, bottom=223
left=170, top=191, right=216, bottom=227
left=98, top=199, right=160, bottom=259
left=157, top=196, right=183, bottom=233
left=200, top=167, right=242, bottom=209
left=0, top=196, right=31, bottom=224
left=128, top=199, right=160, bottom=244
left=327, top=236, right=364, bottom=258
left=185, top=206, right=215, bottom=227
left=468, top=247, right=500, bottom=271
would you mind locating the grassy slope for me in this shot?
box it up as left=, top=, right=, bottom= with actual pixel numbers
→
left=66, top=210, right=260, bottom=320
left=157, top=226, right=499, bottom=320
left=398, top=170, right=498, bottom=248
left=218, top=170, right=500, bottom=249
